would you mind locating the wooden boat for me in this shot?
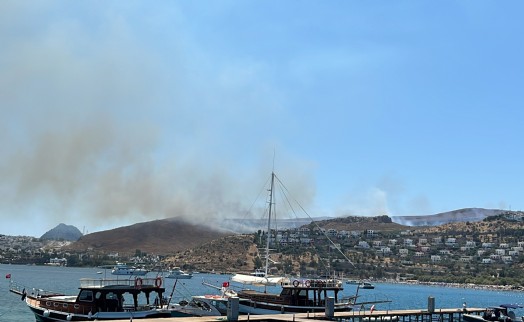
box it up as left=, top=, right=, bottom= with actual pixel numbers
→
left=233, top=277, right=355, bottom=314
left=9, top=276, right=218, bottom=321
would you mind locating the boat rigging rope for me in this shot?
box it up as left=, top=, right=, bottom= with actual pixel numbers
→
left=273, top=174, right=355, bottom=268
left=172, top=280, right=198, bottom=301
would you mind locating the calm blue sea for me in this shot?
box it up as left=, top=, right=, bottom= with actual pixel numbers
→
left=2, top=264, right=524, bottom=321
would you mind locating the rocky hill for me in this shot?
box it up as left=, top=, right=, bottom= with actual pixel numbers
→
left=66, top=217, right=231, bottom=256
left=40, top=223, right=83, bottom=241
left=165, top=234, right=258, bottom=273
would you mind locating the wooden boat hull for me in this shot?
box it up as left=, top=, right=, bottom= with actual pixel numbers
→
left=27, top=302, right=174, bottom=321
left=238, top=300, right=353, bottom=314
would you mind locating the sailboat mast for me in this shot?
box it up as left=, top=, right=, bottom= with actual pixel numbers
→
left=264, top=171, right=275, bottom=276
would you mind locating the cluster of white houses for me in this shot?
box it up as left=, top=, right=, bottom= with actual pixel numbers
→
left=359, top=236, right=524, bottom=265
left=267, top=226, right=524, bottom=265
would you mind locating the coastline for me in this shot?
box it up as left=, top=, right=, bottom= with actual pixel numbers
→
left=378, top=279, right=523, bottom=292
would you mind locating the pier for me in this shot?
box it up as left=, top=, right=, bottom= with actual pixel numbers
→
left=111, top=307, right=485, bottom=322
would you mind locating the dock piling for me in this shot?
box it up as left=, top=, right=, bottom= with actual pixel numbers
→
left=227, top=296, right=239, bottom=322
left=326, top=297, right=335, bottom=319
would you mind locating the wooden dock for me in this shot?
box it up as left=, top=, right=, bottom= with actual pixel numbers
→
left=118, top=307, right=485, bottom=322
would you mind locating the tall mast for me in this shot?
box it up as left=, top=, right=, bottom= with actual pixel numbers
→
left=264, top=171, right=275, bottom=276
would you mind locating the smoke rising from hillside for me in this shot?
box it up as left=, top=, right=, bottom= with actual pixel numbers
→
left=0, top=2, right=317, bottom=235
left=0, top=112, right=316, bottom=235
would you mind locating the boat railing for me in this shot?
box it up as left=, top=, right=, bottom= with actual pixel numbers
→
left=9, top=280, right=63, bottom=298
left=283, top=278, right=343, bottom=288
left=79, top=277, right=163, bottom=289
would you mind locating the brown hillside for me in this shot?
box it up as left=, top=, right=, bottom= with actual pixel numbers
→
left=66, top=217, right=231, bottom=256
left=418, top=218, right=523, bottom=235
left=165, top=234, right=258, bottom=273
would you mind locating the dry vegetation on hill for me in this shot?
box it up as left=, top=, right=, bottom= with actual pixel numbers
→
left=164, top=234, right=258, bottom=273
left=67, top=217, right=230, bottom=255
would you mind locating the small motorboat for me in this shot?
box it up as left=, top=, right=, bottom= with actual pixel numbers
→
left=359, top=282, right=375, bottom=289
left=463, top=304, right=523, bottom=322
left=166, top=267, right=193, bottom=279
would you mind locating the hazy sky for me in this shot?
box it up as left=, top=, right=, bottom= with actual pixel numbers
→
left=1, top=1, right=523, bottom=237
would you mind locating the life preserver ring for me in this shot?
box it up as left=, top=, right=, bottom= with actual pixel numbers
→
left=292, top=280, right=300, bottom=287
left=155, top=277, right=162, bottom=288
left=135, top=277, right=143, bottom=289
left=305, top=280, right=311, bottom=287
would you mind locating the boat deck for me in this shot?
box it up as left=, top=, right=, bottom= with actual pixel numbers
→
left=101, top=307, right=486, bottom=322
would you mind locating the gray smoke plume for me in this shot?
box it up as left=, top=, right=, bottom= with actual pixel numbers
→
left=0, top=2, right=317, bottom=236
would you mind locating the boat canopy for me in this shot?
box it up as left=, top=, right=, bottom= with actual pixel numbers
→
left=500, top=304, right=523, bottom=309
left=231, top=273, right=289, bottom=286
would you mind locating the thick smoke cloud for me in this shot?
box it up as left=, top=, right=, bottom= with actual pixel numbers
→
left=0, top=2, right=317, bottom=236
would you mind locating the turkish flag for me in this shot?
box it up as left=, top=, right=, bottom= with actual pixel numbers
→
left=5, top=273, right=11, bottom=279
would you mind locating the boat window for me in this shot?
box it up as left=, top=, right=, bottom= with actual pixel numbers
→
left=104, top=292, right=121, bottom=312
left=281, top=289, right=292, bottom=296
left=78, top=290, right=94, bottom=302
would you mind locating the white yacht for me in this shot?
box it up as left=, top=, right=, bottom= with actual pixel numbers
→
left=166, top=267, right=193, bottom=279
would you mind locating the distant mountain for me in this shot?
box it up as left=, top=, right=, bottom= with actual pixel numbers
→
left=390, top=208, right=506, bottom=226
left=66, top=217, right=231, bottom=255
left=40, top=223, right=83, bottom=241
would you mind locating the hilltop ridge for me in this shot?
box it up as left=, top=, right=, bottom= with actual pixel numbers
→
left=65, top=217, right=230, bottom=256
left=60, top=207, right=515, bottom=255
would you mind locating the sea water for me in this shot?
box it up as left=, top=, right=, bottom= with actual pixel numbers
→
left=1, top=263, right=524, bottom=321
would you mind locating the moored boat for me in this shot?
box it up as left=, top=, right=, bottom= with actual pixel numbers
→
left=191, top=281, right=238, bottom=315
left=232, top=277, right=356, bottom=314
left=463, top=304, right=523, bottom=322
left=9, top=276, right=215, bottom=321
left=165, top=267, right=193, bottom=279
left=359, top=282, right=375, bottom=289
left=111, top=263, right=149, bottom=276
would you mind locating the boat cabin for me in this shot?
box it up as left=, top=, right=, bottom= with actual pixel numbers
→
left=236, top=278, right=347, bottom=312
left=30, top=277, right=166, bottom=316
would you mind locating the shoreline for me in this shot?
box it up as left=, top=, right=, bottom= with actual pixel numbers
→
left=377, top=279, right=523, bottom=292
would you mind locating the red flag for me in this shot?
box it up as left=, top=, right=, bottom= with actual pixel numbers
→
left=5, top=273, right=11, bottom=279
left=222, top=281, right=229, bottom=288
